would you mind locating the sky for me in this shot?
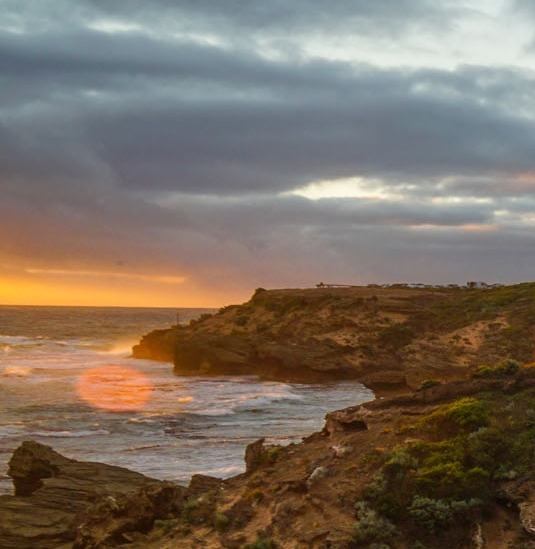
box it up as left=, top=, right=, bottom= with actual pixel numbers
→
left=1, top=0, right=535, bottom=307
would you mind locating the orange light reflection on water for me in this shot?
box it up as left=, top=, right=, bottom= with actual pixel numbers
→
left=76, top=365, right=153, bottom=412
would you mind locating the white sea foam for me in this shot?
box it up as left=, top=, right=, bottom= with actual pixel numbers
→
left=28, top=429, right=111, bottom=438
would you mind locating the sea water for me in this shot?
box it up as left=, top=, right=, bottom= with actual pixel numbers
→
left=0, top=305, right=374, bottom=494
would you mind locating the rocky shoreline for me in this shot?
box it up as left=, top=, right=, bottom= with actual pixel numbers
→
left=5, top=369, right=535, bottom=548
left=6, top=283, right=535, bottom=548
left=0, top=440, right=184, bottom=549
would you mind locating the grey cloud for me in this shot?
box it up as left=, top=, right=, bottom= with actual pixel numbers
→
left=85, top=81, right=535, bottom=194
left=0, top=0, right=464, bottom=47
left=510, top=0, right=535, bottom=50
left=441, top=177, right=535, bottom=199
left=0, top=28, right=353, bottom=107
left=81, top=0, right=462, bottom=38
left=2, top=23, right=535, bottom=197
left=512, top=0, right=535, bottom=16
left=179, top=194, right=495, bottom=233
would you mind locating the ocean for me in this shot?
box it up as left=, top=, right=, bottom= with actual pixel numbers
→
left=0, top=305, right=374, bottom=494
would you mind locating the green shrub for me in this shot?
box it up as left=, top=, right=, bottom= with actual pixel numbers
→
left=382, top=447, right=418, bottom=481
left=357, top=378, right=535, bottom=546
left=352, top=501, right=397, bottom=545
left=268, top=446, right=284, bottom=463
left=416, top=461, right=464, bottom=488
left=213, top=511, right=230, bottom=531
left=408, top=496, right=481, bottom=533
left=441, top=398, right=488, bottom=429
left=153, top=518, right=178, bottom=534
left=378, top=323, right=416, bottom=352
left=417, top=379, right=442, bottom=391
left=473, top=365, right=494, bottom=378
left=181, top=500, right=199, bottom=523
left=181, top=496, right=215, bottom=525
left=473, top=358, right=520, bottom=378
left=419, top=397, right=489, bottom=437
left=506, top=425, right=535, bottom=475
left=245, top=488, right=265, bottom=504
left=407, top=436, right=491, bottom=499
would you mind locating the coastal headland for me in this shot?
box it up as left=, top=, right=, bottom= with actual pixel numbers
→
left=5, top=282, right=535, bottom=548
left=133, top=283, right=535, bottom=394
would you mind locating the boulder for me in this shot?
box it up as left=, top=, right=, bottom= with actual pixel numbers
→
left=7, top=440, right=153, bottom=498
left=324, top=405, right=370, bottom=435
left=244, top=438, right=266, bottom=473
left=0, top=441, right=183, bottom=549
left=186, top=474, right=222, bottom=498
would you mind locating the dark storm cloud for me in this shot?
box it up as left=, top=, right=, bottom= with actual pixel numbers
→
left=87, top=75, right=535, bottom=194
left=2, top=21, right=534, bottom=195
left=180, top=194, right=495, bottom=232
left=0, top=28, right=352, bottom=104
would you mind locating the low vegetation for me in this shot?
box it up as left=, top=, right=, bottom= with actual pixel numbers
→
left=354, top=369, right=535, bottom=547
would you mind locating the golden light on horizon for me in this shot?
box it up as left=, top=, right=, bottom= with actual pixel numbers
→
left=76, top=365, right=153, bottom=412
left=0, top=267, right=241, bottom=308
left=24, top=268, right=187, bottom=285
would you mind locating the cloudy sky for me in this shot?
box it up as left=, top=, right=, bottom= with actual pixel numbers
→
left=1, top=0, right=535, bottom=306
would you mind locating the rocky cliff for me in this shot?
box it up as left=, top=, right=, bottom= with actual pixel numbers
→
left=133, top=283, right=535, bottom=392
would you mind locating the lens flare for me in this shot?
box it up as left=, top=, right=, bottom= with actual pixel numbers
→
left=76, top=365, right=153, bottom=412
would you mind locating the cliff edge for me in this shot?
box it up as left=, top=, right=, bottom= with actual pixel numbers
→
left=133, top=283, right=535, bottom=392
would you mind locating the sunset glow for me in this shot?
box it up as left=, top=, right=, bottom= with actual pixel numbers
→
left=0, top=270, right=243, bottom=307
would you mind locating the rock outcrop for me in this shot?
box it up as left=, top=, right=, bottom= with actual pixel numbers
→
left=133, top=283, right=535, bottom=392
left=0, top=441, right=184, bottom=549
